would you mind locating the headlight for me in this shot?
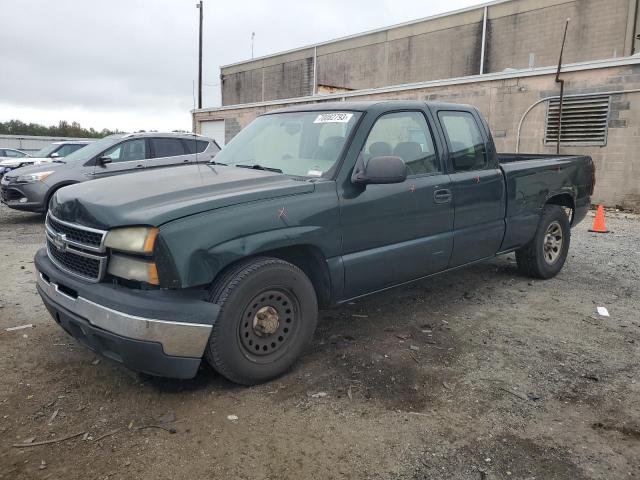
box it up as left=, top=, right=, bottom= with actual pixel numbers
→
left=16, top=171, right=54, bottom=183
left=104, top=226, right=159, bottom=254
left=107, top=254, right=159, bottom=285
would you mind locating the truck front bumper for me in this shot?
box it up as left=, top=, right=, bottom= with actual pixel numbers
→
left=34, top=249, right=219, bottom=379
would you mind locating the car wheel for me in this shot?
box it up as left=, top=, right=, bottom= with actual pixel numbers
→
left=516, top=205, right=571, bottom=279
left=204, top=257, right=318, bottom=385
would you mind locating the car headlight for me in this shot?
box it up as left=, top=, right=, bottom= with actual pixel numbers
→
left=107, top=254, right=159, bottom=285
left=104, top=226, right=159, bottom=254
left=16, top=171, right=54, bottom=183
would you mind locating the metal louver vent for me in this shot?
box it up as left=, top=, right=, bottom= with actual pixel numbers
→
left=545, top=94, right=610, bottom=146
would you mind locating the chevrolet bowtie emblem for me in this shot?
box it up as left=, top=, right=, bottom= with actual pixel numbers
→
left=52, top=233, right=67, bottom=252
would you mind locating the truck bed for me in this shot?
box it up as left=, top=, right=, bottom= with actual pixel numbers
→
left=496, top=152, right=594, bottom=252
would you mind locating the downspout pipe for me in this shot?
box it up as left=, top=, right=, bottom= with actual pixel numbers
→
left=555, top=19, right=570, bottom=154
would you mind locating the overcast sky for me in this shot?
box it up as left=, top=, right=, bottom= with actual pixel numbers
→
left=0, top=0, right=487, bottom=132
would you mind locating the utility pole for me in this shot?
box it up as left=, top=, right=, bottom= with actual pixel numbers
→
left=251, top=32, right=255, bottom=59
left=196, top=1, right=203, bottom=109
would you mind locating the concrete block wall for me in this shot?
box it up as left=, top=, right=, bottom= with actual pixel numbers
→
left=196, top=64, right=640, bottom=210
left=485, top=0, right=631, bottom=72
left=220, top=0, right=638, bottom=107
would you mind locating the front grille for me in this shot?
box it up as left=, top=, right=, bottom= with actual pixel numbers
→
left=45, top=213, right=108, bottom=282
left=47, top=215, right=104, bottom=249
left=47, top=239, right=103, bottom=281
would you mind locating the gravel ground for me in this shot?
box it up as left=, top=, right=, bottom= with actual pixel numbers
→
left=0, top=203, right=638, bottom=480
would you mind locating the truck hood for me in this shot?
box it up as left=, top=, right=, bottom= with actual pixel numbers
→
left=51, top=164, right=315, bottom=229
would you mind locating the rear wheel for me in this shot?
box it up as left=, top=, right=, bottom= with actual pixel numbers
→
left=204, top=257, right=318, bottom=385
left=516, top=205, right=570, bottom=279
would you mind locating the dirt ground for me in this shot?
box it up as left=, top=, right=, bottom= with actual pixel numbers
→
left=0, top=204, right=638, bottom=480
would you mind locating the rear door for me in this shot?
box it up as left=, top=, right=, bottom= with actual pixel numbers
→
left=148, top=137, right=193, bottom=169
left=92, top=138, right=147, bottom=178
left=434, top=109, right=505, bottom=267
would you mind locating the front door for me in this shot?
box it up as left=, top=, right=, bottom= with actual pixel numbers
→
left=436, top=110, right=506, bottom=267
left=339, top=110, right=454, bottom=299
left=92, top=138, right=147, bottom=178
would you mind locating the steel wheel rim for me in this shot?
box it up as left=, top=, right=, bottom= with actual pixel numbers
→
left=238, top=289, right=298, bottom=361
left=543, top=221, right=563, bottom=265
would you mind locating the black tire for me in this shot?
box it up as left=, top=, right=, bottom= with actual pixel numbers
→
left=516, top=205, right=571, bottom=279
left=204, top=257, right=318, bottom=385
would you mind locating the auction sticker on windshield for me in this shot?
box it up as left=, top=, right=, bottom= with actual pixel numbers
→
left=314, top=113, right=354, bottom=123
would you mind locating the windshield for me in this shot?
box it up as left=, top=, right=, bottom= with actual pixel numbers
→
left=60, top=136, right=124, bottom=163
left=213, top=111, right=362, bottom=177
left=32, top=144, right=60, bottom=158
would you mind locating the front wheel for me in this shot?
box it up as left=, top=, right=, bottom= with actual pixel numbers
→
left=204, top=257, right=318, bottom=385
left=515, top=205, right=571, bottom=279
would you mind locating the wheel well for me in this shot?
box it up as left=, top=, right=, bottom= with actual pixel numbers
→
left=546, top=194, right=575, bottom=224
left=215, top=245, right=332, bottom=309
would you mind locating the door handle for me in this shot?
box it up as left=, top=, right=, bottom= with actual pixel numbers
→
left=433, top=189, right=452, bottom=204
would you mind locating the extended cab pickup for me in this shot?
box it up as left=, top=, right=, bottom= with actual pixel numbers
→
left=35, top=101, right=594, bottom=384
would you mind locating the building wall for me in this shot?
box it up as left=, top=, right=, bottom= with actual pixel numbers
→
left=196, top=63, right=640, bottom=210
left=220, top=0, right=638, bottom=106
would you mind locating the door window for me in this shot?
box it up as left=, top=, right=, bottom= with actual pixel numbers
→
left=102, top=139, right=146, bottom=163
left=438, top=111, right=488, bottom=172
left=151, top=138, right=186, bottom=158
left=55, top=144, right=86, bottom=156
left=4, top=149, right=26, bottom=157
left=183, top=139, right=210, bottom=154
left=362, top=112, right=439, bottom=175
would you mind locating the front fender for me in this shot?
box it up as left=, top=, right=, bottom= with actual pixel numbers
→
left=159, top=182, right=341, bottom=288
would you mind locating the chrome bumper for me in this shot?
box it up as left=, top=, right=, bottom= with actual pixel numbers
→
left=37, top=273, right=212, bottom=358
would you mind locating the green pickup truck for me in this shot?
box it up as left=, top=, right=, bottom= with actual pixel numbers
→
left=35, top=101, right=595, bottom=384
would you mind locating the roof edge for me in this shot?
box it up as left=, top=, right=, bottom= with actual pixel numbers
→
left=195, top=55, right=640, bottom=114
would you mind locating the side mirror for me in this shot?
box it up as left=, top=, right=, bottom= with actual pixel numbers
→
left=98, top=156, right=112, bottom=166
left=352, top=155, right=407, bottom=185
left=50, top=152, right=60, bottom=158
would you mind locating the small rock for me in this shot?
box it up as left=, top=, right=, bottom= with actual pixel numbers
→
left=226, top=415, right=238, bottom=421
left=310, top=392, right=328, bottom=398
left=39, top=460, right=47, bottom=470
left=409, top=345, right=420, bottom=351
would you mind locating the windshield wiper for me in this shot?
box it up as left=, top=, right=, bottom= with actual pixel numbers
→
left=208, top=160, right=227, bottom=165
left=235, top=164, right=283, bottom=174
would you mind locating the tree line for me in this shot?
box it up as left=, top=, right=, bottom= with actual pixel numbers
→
left=0, top=120, right=120, bottom=138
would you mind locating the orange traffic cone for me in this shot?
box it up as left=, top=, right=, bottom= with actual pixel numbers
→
left=589, top=205, right=609, bottom=233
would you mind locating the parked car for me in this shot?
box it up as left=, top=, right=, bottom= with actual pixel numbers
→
left=33, top=101, right=594, bottom=384
left=0, top=148, right=30, bottom=159
left=0, top=141, right=92, bottom=178
left=1, top=132, right=219, bottom=212
left=0, top=148, right=30, bottom=178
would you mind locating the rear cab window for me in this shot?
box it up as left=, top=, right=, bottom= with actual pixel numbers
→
left=437, top=111, right=488, bottom=172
